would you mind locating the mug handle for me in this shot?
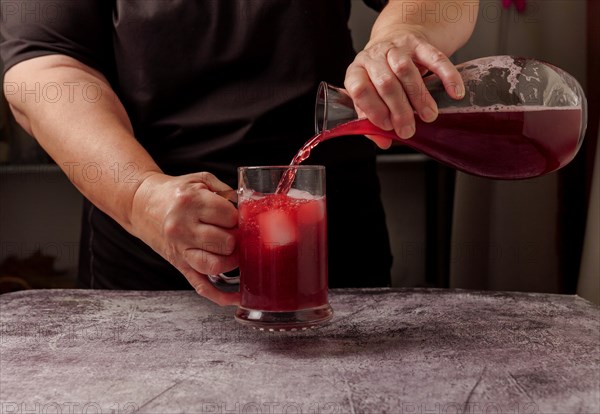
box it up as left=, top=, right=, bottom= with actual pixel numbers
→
left=208, top=189, right=240, bottom=292
left=208, top=270, right=240, bottom=293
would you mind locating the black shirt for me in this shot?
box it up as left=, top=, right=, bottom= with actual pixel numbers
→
left=2, top=0, right=392, bottom=289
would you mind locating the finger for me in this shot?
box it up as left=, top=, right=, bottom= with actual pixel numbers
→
left=416, top=63, right=429, bottom=76
left=184, top=247, right=239, bottom=276
left=183, top=267, right=240, bottom=306
left=354, top=106, right=393, bottom=148
left=169, top=188, right=238, bottom=229
left=196, top=190, right=239, bottom=228
left=166, top=218, right=237, bottom=254
left=191, top=224, right=237, bottom=256
left=387, top=48, right=438, bottom=125
left=413, top=43, right=464, bottom=100
left=345, top=65, right=393, bottom=131
left=362, top=55, right=416, bottom=139
left=366, top=134, right=393, bottom=150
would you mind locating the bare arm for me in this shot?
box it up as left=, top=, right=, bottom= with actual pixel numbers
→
left=4, top=54, right=239, bottom=305
left=5, top=55, right=159, bottom=228
left=346, top=0, right=479, bottom=143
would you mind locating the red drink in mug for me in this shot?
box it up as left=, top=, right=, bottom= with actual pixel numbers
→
left=235, top=166, right=333, bottom=330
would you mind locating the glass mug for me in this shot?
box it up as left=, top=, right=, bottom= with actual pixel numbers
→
left=210, top=166, right=333, bottom=331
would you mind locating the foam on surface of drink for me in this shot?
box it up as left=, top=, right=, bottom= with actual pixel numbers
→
left=461, top=56, right=527, bottom=95
left=438, top=104, right=583, bottom=114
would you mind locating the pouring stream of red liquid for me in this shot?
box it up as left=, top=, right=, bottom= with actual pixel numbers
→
left=276, top=106, right=582, bottom=194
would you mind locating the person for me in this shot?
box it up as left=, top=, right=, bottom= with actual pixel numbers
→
left=1, top=0, right=478, bottom=305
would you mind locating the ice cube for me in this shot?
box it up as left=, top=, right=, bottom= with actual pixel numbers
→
left=297, top=199, right=326, bottom=225
left=238, top=189, right=262, bottom=202
left=257, top=210, right=297, bottom=246
left=286, top=188, right=315, bottom=200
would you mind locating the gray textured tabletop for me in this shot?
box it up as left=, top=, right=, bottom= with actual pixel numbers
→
left=1, top=289, right=599, bottom=414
